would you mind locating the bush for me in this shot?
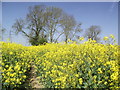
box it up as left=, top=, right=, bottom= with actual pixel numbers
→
left=29, top=37, right=47, bottom=46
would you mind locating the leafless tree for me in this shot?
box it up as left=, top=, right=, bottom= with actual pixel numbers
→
left=12, top=5, right=48, bottom=45
left=84, top=25, right=101, bottom=42
left=45, top=6, right=63, bottom=43
left=0, top=25, right=6, bottom=41
left=60, top=13, right=82, bottom=43
left=12, top=5, right=82, bottom=45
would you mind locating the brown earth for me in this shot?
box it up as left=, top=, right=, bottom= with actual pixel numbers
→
left=29, top=65, right=44, bottom=89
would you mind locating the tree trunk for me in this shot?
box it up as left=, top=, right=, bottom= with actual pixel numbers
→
left=50, top=30, right=53, bottom=43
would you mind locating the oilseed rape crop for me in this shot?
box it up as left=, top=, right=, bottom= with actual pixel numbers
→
left=1, top=42, right=32, bottom=89
left=1, top=37, right=120, bottom=89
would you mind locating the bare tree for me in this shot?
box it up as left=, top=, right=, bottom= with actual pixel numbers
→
left=70, top=23, right=82, bottom=41
left=0, top=25, right=6, bottom=41
left=84, top=25, right=101, bottom=42
left=60, top=13, right=82, bottom=43
left=12, top=5, right=82, bottom=45
left=12, top=5, right=48, bottom=45
left=45, top=6, right=63, bottom=43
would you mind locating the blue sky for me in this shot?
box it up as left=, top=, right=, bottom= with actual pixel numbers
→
left=2, top=2, right=118, bottom=45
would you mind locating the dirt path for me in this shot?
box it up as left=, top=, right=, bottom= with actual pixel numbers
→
left=26, top=65, right=45, bottom=89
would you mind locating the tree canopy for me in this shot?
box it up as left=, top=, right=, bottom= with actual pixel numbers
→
left=84, top=25, right=101, bottom=42
left=12, top=5, right=82, bottom=45
left=12, top=5, right=102, bottom=45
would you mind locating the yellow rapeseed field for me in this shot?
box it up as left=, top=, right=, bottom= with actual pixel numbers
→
left=1, top=35, right=120, bottom=89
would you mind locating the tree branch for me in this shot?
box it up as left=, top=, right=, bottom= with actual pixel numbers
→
left=55, top=32, right=64, bottom=43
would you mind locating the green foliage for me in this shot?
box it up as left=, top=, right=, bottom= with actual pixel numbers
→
left=29, top=37, right=48, bottom=46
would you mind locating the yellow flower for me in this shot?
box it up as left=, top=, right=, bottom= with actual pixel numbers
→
left=75, top=74, right=79, bottom=77
left=19, top=71, right=23, bottom=74
left=110, top=34, right=114, bottom=39
left=23, top=70, right=26, bottom=72
left=79, top=37, right=84, bottom=41
left=16, top=79, right=20, bottom=83
left=9, top=52, right=13, bottom=55
left=2, top=62, right=4, bottom=66
left=14, top=65, right=20, bottom=71
left=104, top=82, right=107, bottom=85
left=5, top=79, right=10, bottom=83
left=6, top=72, right=10, bottom=76
left=10, top=74, right=14, bottom=77
left=97, top=68, right=102, bottom=74
left=22, top=75, right=26, bottom=78
left=110, top=72, right=118, bottom=80
left=103, top=36, right=109, bottom=41
left=98, top=81, right=102, bottom=84
left=11, top=82, right=15, bottom=84
left=79, top=78, right=83, bottom=85
left=5, top=65, right=9, bottom=68
left=93, top=75, right=97, bottom=79
left=67, top=39, right=73, bottom=42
